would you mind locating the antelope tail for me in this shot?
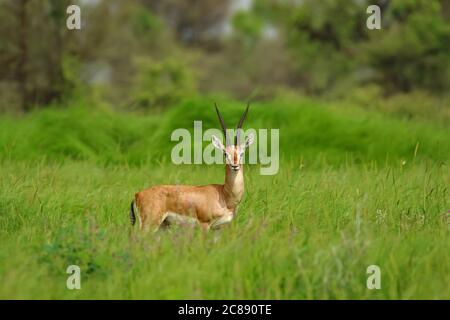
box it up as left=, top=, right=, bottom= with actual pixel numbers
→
left=130, top=200, right=136, bottom=226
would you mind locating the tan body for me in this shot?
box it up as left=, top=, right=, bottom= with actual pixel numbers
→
left=133, top=152, right=246, bottom=232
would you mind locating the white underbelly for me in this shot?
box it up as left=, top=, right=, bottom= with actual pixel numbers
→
left=210, top=214, right=233, bottom=229
left=163, top=212, right=234, bottom=229
left=164, top=212, right=198, bottom=226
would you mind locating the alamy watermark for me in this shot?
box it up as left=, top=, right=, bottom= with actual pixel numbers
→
left=171, top=121, right=279, bottom=175
left=366, top=5, right=381, bottom=30
left=366, top=265, right=381, bottom=290
left=65, top=4, right=381, bottom=31
left=66, top=5, right=81, bottom=30
left=66, top=265, right=81, bottom=290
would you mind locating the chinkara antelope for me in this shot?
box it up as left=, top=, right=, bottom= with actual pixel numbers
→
left=129, top=104, right=254, bottom=232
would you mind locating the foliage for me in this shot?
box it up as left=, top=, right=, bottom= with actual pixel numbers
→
left=0, top=96, right=448, bottom=166
left=0, top=0, right=449, bottom=114
left=284, top=0, right=450, bottom=95
left=0, top=92, right=449, bottom=299
left=286, top=0, right=366, bottom=93
left=363, top=0, right=450, bottom=93
left=232, top=11, right=264, bottom=43
left=142, top=0, right=232, bottom=46
left=0, top=157, right=448, bottom=299
left=131, top=56, right=197, bottom=110
left=340, top=85, right=450, bottom=123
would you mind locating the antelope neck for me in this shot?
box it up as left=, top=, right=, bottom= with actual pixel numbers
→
left=223, top=165, right=244, bottom=209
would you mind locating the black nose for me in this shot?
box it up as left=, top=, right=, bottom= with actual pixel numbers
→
left=231, top=165, right=240, bottom=170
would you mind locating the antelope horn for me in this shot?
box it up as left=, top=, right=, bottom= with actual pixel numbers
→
left=215, top=103, right=230, bottom=146
left=235, top=103, right=250, bottom=146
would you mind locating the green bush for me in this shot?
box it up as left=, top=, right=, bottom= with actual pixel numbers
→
left=363, top=0, right=450, bottom=93
left=1, top=96, right=448, bottom=166
left=130, top=56, right=196, bottom=110
left=232, top=11, right=264, bottom=43
left=341, top=85, right=450, bottom=124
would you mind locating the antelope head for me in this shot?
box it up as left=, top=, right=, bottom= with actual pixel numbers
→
left=212, top=104, right=255, bottom=172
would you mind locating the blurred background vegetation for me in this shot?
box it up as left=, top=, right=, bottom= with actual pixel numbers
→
left=0, top=0, right=449, bottom=122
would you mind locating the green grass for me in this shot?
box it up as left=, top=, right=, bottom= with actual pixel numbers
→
left=0, top=96, right=449, bottom=299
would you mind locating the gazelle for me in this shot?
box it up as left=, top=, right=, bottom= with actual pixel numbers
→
left=130, top=104, right=254, bottom=232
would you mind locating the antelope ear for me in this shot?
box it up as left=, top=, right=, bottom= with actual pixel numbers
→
left=212, top=135, right=226, bottom=152
left=244, top=134, right=255, bottom=148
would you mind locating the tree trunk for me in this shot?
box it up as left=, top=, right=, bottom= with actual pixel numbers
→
left=17, top=0, right=30, bottom=112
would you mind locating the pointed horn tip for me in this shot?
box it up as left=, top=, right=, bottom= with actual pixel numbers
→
left=214, top=103, right=229, bottom=145
left=237, top=103, right=250, bottom=130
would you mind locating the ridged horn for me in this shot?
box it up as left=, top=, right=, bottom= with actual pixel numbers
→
left=235, top=103, right=249, bottom=146
left=215, top=103, right=230, bottom=146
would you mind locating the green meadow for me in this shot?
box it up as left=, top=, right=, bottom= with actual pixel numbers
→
left=0, top=96, right=449, bottom=299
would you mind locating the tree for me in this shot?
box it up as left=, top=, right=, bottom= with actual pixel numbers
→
left=142, top=0, right=232, bottom=47
left=0, top=0, right=72, bottom=111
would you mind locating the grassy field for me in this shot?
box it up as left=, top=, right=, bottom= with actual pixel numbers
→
left=0, top=96, right=449, bottom=299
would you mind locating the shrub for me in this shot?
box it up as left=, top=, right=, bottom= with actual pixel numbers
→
left=130, top=56, right=196, bottom=110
